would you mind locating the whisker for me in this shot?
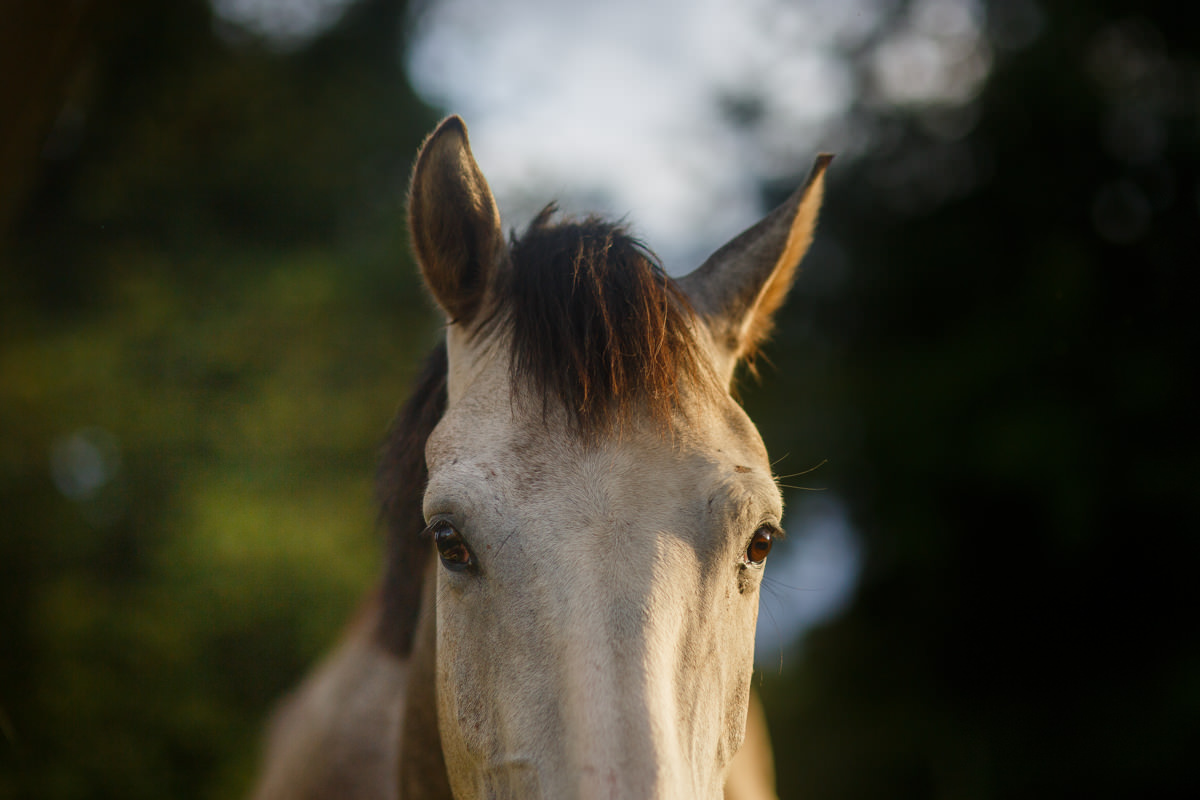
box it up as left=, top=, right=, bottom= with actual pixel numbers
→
left=774, top=458, right=828, bottom=481
left=776, top=483, right=826, bottom=491
left=763, top=575, right=822, bottom=593
left=759, top=582, right=787, bottom=674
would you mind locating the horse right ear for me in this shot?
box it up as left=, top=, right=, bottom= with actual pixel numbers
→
left=408, top=116, right=506, bottom=326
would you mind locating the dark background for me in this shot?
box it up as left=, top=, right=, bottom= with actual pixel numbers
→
left=2, top=1, right=1196, bottom=797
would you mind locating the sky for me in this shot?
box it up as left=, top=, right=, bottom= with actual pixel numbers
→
left=405, top=0, right=992, bottom=269
left=406, top=0, right=861, bottom=268
left=214, top=0, right=993, bottom=266
left=210, top=0, right=995, bottom=658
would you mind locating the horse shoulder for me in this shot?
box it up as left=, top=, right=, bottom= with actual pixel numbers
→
left=250, top=592, right=408, bottom=800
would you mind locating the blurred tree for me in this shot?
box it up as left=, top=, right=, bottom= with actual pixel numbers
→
left=0, top=0, right=102, bottom=240
left=754, top=1, right=1200, bottom=797
left=1, top=1, right=437, bottom=797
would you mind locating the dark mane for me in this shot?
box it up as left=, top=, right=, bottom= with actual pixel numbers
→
left=490, top=205, right=705, bottom=433
left=375, top=341, right=446, bottom=656
left=376, top=209, right=707, bottom=654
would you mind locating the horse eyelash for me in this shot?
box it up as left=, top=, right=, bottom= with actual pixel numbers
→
left=419, top=515, right=452, bottom=540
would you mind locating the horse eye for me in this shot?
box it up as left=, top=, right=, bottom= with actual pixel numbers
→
left=744, top=526, right=774, bottom=566
left=431, top=521, right=475, bottom=572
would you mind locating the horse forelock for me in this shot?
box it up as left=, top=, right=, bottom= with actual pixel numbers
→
left=480, top=205, right=710, bottom=436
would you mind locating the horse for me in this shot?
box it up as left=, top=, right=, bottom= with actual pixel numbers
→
left=250, top=116, right=829, bottom=800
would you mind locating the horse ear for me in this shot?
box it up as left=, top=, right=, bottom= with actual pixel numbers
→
left=408, top=116, right=505, bottom=325
left=679, top=155, right=832, bottom=377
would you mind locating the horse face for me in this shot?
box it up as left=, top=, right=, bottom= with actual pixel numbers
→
left=408, top=116, right=827, bottom=800
left=422, top=347, right=775, bottom=798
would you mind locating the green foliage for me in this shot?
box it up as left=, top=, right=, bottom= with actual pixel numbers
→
left=1, top=244, right=439, bottom=800
left=1, top=1, right=437, bottom=796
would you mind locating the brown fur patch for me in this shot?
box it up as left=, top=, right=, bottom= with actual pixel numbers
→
left=484, top=206, right=709, bottom=435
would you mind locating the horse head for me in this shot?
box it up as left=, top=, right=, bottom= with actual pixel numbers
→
left=404, top=116, right=828, bottom=800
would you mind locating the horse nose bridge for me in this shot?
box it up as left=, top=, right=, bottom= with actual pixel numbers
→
left=539, top=561, right=706, bottom=798
left=548, top=517, right=704, bottom=701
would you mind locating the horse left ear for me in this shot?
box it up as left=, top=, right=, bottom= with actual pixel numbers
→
left=408, top=116, right=506, bottom=326
left=679, top=154, right=832, bottom=379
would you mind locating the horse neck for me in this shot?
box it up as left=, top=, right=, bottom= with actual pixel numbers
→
left=397, top=560, right=453, bottom=799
